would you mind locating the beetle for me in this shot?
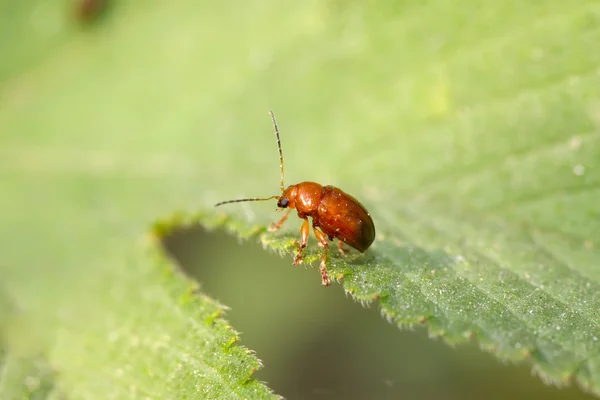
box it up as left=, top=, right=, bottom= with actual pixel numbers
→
left=215, top=111, right=375, bottom=286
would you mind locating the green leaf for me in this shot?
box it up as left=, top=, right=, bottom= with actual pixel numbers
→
left=0, top=240, right=277, bottom=398
left=1, top=0, right=600, bottom=398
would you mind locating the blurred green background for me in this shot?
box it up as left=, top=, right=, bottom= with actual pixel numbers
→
left=2, top=0, right=599, bottom=398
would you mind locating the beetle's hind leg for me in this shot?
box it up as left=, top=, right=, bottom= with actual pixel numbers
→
left=313, top=227, right=331, bottom=287
left=292, top=217, right=310, bottom=266
left=336, top=241, right=350, bottom=256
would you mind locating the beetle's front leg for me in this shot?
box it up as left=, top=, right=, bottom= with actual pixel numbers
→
left=293, top=217, right=310, bottom=265
left=268, top=209, right=292, bottom=232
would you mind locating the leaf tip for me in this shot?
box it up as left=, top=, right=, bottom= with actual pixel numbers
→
left=204, top=309, right=224, bottom=325
left=464, top=330, right=477, bottom=341
left=520, top=348, right=533, bottom=360
left=151, top=210, right=189, bottom=239
left=226, top=335, right=239, bottom=348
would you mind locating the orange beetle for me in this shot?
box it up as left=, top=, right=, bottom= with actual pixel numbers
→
left=215, top=111, right=375, bottom=286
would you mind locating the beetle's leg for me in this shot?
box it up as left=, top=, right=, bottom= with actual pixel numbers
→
left=337, top=241, right=350, bottom=256
left=313, top=227, right=331, bottom=287
left=293, top=218, right=310, bottom=266
left=268, top=209, right=292, bottom=232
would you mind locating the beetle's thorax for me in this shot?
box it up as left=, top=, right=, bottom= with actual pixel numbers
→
left=286, top=181, right=324, bottom=215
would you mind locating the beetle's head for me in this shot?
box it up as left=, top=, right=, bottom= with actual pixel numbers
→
left=277, top=185, right=297, bottom=209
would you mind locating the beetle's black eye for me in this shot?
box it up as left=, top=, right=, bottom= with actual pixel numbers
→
left=278, top=197, right=289, bottom=208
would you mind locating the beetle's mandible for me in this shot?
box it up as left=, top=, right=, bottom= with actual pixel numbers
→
left=215, top=111, right=375, bottom=286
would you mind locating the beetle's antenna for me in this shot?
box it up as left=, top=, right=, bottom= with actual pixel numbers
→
left=214, top=195, right=279, bottom=207
left=215, top=112, right=284, bottom=208
left=269, top=110, right=285, bottom=192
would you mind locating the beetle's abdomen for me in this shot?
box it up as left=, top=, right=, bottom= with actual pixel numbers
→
left=315, top=186, right=375, bottom=252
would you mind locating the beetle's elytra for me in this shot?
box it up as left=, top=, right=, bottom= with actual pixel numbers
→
left=215, top=111, right=375, bottom=286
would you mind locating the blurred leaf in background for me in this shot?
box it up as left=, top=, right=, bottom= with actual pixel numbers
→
left=1, top=0, right=599, bottom=399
